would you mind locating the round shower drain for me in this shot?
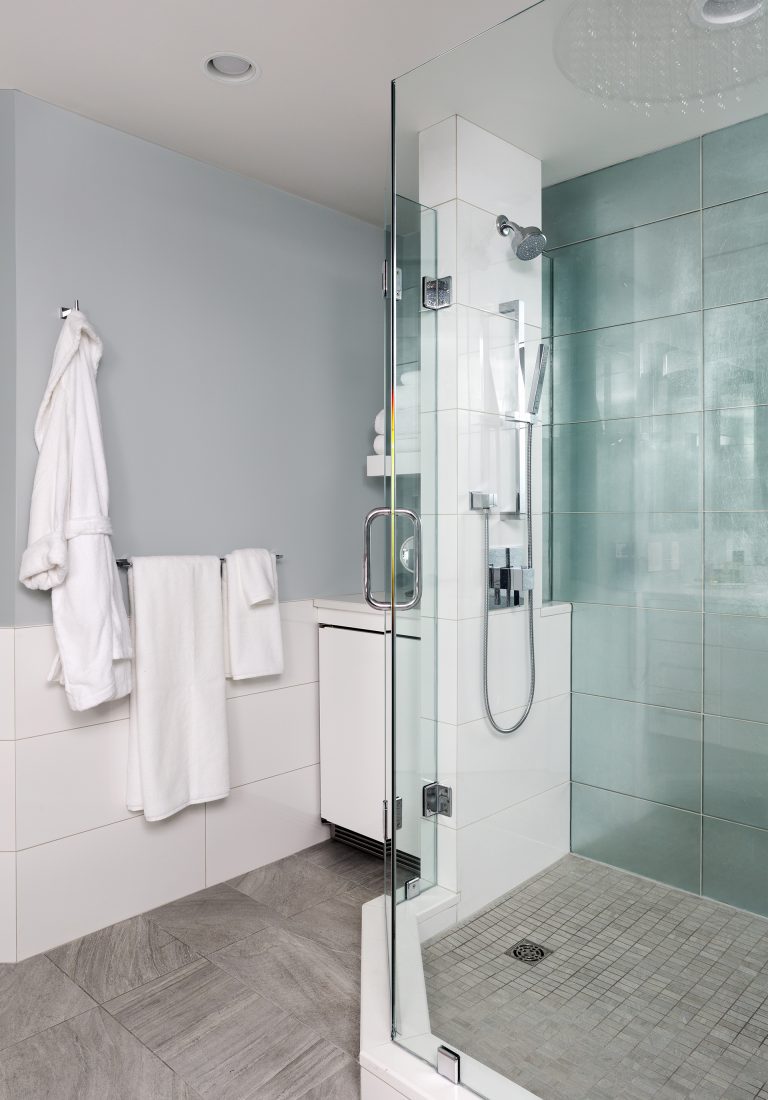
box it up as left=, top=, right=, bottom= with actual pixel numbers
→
left=507, top=939, right=552, bottom=965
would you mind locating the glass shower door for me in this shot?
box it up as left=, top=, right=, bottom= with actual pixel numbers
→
left=388, top=192, right=440, bottom=1053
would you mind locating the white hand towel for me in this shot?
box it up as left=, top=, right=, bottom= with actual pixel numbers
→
left=373, top=435, right=386, bottom=455
left=223, top=549, right=284, bottom=680
left=126, top=556, right=229, bottom=822
left=374, top=409, right=385, bottom=435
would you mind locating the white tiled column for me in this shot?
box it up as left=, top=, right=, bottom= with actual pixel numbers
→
left=420, top=117, right=571, bottom=920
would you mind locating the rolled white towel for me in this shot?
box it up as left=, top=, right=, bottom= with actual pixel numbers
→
left=373, top=434, right=386, bottom=455
left=400, top=371, right=418, bottom=387
left=374, top=409, right=385, bottom=435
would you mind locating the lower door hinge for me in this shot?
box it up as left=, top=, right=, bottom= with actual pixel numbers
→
left=395, top=796, right=403, bottom=830
left=382, top=261, right=402, bottom=300
left=422, top=782, right=453, bottom=819
left=437, top=1045, right=461, bottom=1084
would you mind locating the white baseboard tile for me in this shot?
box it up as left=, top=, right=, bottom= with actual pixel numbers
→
left=0, top=853, right=15, bottom=962
left=15, top=625, right=129, bottom=740
left=204, top=765, right=328, bottom=886
left=16, top=808, right=205, bottom=959
left=0, top=629, right=13, bottom=741
left=15, top=720, right=137, bottom=850
left=456, top=782, right=570, bottom=921
left=227, top=683, right=319, bottom=788
left=0, top=742, right=15, bottom=851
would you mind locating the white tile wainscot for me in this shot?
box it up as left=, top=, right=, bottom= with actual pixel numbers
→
left=5, top=598, right=329, bottom=959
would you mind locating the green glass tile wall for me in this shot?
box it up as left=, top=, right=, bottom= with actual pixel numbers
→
left=546, top=113, right=768, bottom=918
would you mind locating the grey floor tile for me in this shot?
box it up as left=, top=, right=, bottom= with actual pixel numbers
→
left=0, top=954, right=95, bottom=1051
left=105, top=957, right=349, bottom=1099
left=296, top=1055, right=360, bottom=1099
left=0, top=1006, right=196, bottom=1099
left=209, top=924, right=360, bottom=1054
left=48, top=914, right=199, bottom=1002
left=229, top=854, right=349, bottom=918
left=147, top=883, right=274, bottom=954
left=282, top=894, right=363, bottom=957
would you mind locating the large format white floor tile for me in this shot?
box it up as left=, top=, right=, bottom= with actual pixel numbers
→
left=16, top=809, right=205, bottom=958
left=205, top=765, right=328, bottom=886
left=0, top=853, right=15, bottom=962
left=0, top=741, right=15, bottom=851
left=227, top=682, right=319, bottom=788
left=15, top=626, right=128, bottom=739
left=456, top=782, right=570, bottom=920
left=0, top=629, right=13, bottom=740
left=15, top=720, right=136, bottom=849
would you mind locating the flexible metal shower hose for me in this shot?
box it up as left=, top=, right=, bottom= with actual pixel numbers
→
left=482, top=421, right=536, bottom=734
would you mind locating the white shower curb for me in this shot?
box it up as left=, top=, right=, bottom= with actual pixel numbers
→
left=359, top=893, right=541, bottom=1099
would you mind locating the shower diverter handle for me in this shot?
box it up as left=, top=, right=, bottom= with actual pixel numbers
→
left=363, top=507, right=422, bottom=612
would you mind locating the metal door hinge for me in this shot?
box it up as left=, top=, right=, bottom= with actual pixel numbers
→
left=405, top=877, right=421, bottom=900
left=422, top=275, right=452, bottom=310
left=382, top=261, right=402, bottom=300
left=423, top=782, right=453, bottom=819
left=395, top=796, right=403, bottom=830
left=437, top=1046, right=461, bottom=1084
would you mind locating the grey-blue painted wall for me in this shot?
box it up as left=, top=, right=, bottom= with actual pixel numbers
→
left=0, top=93, right=16, bottom=626
left=8, top=92, right=385, bottom=626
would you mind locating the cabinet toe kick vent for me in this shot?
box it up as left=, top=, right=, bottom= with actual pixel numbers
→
left=422, top=782, right=453, bottom=819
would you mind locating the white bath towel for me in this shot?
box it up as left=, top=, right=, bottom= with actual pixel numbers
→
left=374, top=409, right=385, bottom=435
left=223, top=549, right=283, bottom=680
left=19, top=310, right=132, bottom=711
left=373, top=434, right=385, bottom=455
left=126, top=556, right=229, bottom=821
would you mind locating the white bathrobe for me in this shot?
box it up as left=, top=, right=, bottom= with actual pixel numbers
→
left=19, top=310, right=132, bottom=711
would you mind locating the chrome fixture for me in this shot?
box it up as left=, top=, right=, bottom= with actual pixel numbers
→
left=469, top=295, right=550, bottom=735
left=496, top=215, right=547, bottom=261
left=363, top=507, right=422, bottom=611
left=116, top=554, right=282, bottom=570
left=59, top=299, right=80, bottom=319
left=422, top=275, right=453, bottom=310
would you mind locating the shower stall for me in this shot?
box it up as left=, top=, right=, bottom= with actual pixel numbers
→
left=370, top=1, right=768, bottom=1097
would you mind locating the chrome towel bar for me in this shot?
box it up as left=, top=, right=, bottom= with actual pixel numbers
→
left=116, top=554, right=283, bottom=569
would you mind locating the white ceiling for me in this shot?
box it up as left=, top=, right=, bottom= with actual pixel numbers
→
left=0, top=0, right=531, bottom=225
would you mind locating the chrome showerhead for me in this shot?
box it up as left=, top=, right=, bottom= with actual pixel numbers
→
left=496, top=214, right=547, bottom=261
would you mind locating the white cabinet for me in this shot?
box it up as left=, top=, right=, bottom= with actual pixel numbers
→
left=319, top=625, right=386, bottom=842
left=317, top=605, right=422, bottom=856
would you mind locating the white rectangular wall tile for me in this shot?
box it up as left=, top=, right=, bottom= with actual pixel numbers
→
left=16, top=809, right=205, bottom=958
left=227, top=682, right=319, bottom=788
left=456, top=116, right=542, bottom=223
left=0, top=629, right=13, bottom=740
left=455, top=694, right=570, bottom=828
left=15, top=625, right=128, bottom=739
left=225, top=614, right=318, bottom=700
left=15, top=720, right=136, bottom=850
left=455, top=200, right=542, bottom=326
left=205, top=765, right=328, bottom=886
left=0, top=853, right=15, bottom=962
left=456, top=782, right=570, bottom=920
left=457, top=608, right=571, bottom=724
left=418, top=116, right=457, bottom=209
left=0, top=742, right=14, bottom=851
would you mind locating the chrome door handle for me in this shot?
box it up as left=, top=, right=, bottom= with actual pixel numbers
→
left=363, top=507, right=422, bottom=611
left=363, top=507, right=390, bottom=610
left=397, top=509, right=421, bottom=611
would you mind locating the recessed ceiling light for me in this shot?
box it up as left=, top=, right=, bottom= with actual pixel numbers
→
left=204, top=54, right=260, bottom=83
left=689, top=0, right=765, bottom=27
